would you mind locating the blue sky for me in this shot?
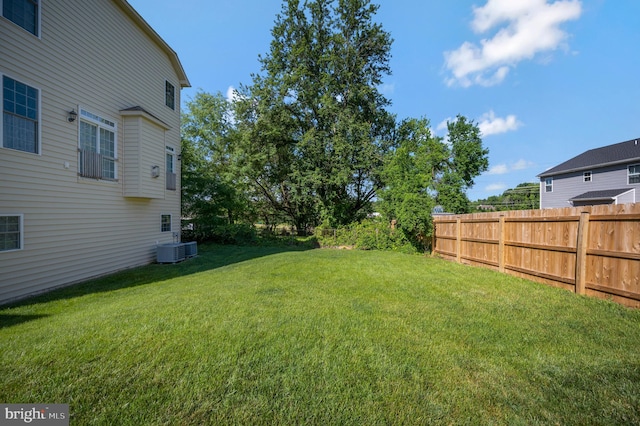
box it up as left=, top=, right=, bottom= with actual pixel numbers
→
left=129, top=0, right=640, bottom=201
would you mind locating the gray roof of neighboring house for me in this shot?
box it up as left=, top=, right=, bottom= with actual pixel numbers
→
left=569, top=188, right=634, bottom=202
left=538, top=137, right=640, bottom=178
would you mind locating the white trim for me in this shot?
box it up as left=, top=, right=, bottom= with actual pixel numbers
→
left=0, top=72, right=42, bottom=155
left=0, top=213, right=24, bottom=252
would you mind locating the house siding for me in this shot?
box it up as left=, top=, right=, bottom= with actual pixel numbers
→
left=0, top=0, right=186, bottom=303
left=540, top=164, right=639, bottom=208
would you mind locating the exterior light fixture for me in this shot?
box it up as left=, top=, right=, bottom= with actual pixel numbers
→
left=68, top=109, right=77, bottom=122
left=151, top=165, right=160, bottom=178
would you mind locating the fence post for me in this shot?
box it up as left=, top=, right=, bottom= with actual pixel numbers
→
left=575, top=211, right=590, bottom=295
left=456, top=218, right=462, bottom=263
left=431, top=220, right=437, bottom=256
left=498, top=215, right=505, bottom=273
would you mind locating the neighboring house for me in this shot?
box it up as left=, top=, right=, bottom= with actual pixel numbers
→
left=538, top=137, right=640, bottom=208
left=0, top=0, right=190, bottom=303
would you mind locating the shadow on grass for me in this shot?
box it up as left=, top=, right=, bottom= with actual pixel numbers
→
left=1, top=243, right=315, bottom=314
left=0, top=314, right=50, bottom=329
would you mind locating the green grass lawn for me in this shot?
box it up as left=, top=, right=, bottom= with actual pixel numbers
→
left=1, top=245, right=639, bottom=425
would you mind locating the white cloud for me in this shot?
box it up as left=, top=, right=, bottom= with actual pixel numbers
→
left=379, top=83, right=395, bottom=95
left=478, top=110, right=522, bottom=136
left=444, top=0, right=582, bottom=87
left=487, top=159, right=535, bottom=175
left=486, top=183, right=507, bottom=192
left=488, top=164, right=509, bottom=175
left=436, top=118, right=452, bottom=133
left=226, top=86, right=240, bottom=103
left=512, top=159, right=535, bottom=170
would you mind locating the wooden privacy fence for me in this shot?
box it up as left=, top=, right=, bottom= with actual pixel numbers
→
left=432, top=203, right=640, bottom=308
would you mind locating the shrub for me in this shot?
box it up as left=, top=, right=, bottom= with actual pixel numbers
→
left=315, top=219, right=418, bottom=254
left=182, top=222, right=258, bottom=245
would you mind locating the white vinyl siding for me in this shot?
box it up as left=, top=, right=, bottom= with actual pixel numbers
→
left=2, top=74, right=39, bottom=154
left=1, top=0, right=39, bottom=37
left=0, top=214, right=23, bottom=251
left=0, top=0, right=185, bottom=303
left=121, top=110, right=169, bottom=198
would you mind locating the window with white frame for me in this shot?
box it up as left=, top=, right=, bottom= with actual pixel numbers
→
left=166, top=145, right=176, bottom=190
left=2, top=75, right=39, bottom=154
left=161, top=214, right=172, bottom=232
left=629, top=165, right=640, bottom=184
left=165, top=81, right=175, bottom=110
left=0, top=214, right=23, bottom=251
left=545, top=177, right=553, bottom=192
left=78, top=109, right=117, bottom=180
left=583, top=171, right=592, bottom=182
left=2, top=0, right=39, bottom=36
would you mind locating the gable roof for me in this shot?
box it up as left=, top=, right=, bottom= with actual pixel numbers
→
left=113, top=0, right=190, bottom=88
left=538, top=137, right=640, bottom=178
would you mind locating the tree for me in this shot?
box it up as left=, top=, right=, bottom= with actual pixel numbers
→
left=181, top=91, right=250, bottom=235
left=473, top=182, right=539, bottom=211
left=436, top=115, right=489, bottom=213
left=379, top=116, right=488, bottom=250
left=379, top=118, right=444, bottom=249
left=234, top=0, right=395, bottom=232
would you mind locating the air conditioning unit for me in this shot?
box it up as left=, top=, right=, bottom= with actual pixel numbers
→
left=183, top=241, right=198, bottom=258
left=157, top=243, right=186, bottom=264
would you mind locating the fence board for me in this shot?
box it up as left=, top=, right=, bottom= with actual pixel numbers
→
left=433, top=203, right=640, bottom=308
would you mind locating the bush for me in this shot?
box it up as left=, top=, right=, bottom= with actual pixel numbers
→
left=182, top=222, right=258, bottom=245
left=315, top=219, right=418, bottom=254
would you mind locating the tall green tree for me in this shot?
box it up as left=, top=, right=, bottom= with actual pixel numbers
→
left=181, top=91, right=249, bottom=233
left=379, top=115, right=488, bottom=250
left=379, top=118, right=444, bottom=249
left=436, top=115, right=489, bottom=213
left=234, top=0, right=395, bottom=232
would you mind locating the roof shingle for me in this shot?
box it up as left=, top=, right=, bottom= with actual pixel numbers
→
left=538, top=138, right=640, bottom=177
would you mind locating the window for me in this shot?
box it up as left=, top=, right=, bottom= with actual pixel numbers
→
left=2, top=75, right=39, bottom=154
left=161, top=214, right=172, bottom=232
left=2, top=0, right=39, bottom=36
left=166, top=146, right=176, bottom=190
left=165, top=81, right=175, bottom=110
left=78, top=109, right=117, bottom=180
left=0, top=214, right=22, bottom=251
left=583, top=171, right=592, bottom=182
left=629, top=165, right=640, bottom=184
left=545, top=177, right=553, bottom=192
